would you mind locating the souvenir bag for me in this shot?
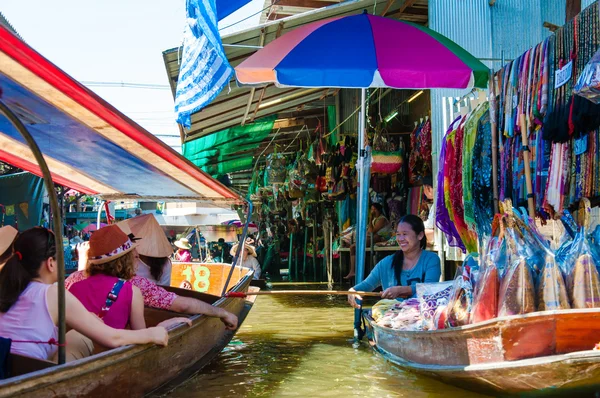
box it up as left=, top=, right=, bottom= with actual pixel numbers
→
left=565, top=199, right=600, bottom=308
left=471, top=234, right=502, bottom=324
left=445, top=256, right=476, bottom=327
left=416, top=281, right=453, bottom=330
left=497, top=217, right=536, bottom=317
left=265, top=152, right=287, bottom=184
left=371, top=128, right=404, bottom=174
left=574, top=47, right=600, bottom=104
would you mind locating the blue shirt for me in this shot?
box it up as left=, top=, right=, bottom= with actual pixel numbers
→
left=353, top=250, right=441, bottom=297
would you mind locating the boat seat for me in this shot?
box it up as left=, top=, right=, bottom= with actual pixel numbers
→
left=144, top=307, right=193, bottom=328
left=8, top=353, right=55, bottom=378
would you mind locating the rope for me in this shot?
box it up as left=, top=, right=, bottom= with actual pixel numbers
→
left=11, top=338, right=66, bottom=347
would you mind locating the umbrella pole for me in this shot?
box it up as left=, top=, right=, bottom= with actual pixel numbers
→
left=354, top=88, right=369, bottom=344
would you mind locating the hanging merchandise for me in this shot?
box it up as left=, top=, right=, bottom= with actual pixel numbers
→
left=574, top=47, right=600, bottom=103
left=265, top=152, right=287, bottom=184
left=371, top=128, right=404, bottom=174
left=408, top=118, right=432, bottom=184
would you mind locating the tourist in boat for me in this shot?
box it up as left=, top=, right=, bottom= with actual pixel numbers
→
left=0, top=226, right=17, bottom=269
left=0, top=227, right=178, bottom=363
left=66, top=231, right=238, bottom=330
left=174, top=238, right=192, bottom=262
left=344, top=203, right=393, bottom=279
left=230, top=241, right=261, bottom=280
left=347, top=214, right=441, bottom=309
left=117, top=214, right=173, bottom=286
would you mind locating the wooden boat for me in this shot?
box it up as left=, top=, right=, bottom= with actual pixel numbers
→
left=0, top=264, right=256, bottom=397
left=364, top=308, right=600, bottom=396
left=171, top=262, right=269, bottom=293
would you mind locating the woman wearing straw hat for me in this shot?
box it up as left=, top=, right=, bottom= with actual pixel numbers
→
left=0, top=225, right=18, bottom=269
left=231, top=240, right=261, bottom=280
left=174, top=238, right=192, bottom=262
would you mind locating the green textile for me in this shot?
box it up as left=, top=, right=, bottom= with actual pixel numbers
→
left=327, top=105, right=337, bottom=146
left=183, top=115, right=277, bottom=175
left=462, top=102, right=488, bottom=231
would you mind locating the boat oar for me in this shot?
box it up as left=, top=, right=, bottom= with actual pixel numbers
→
left=225, top=290, right=381, bottom=298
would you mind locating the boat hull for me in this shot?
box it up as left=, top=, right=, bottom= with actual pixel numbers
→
left=0, top=266, right=255, bottom=397
left=364, top=309, right=600, bottom=396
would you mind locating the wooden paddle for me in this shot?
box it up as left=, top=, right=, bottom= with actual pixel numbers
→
left=225, top=290, right=381, bottom=298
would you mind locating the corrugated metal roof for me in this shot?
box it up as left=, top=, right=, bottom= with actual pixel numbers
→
left=162, top=0, right=428, bottom=144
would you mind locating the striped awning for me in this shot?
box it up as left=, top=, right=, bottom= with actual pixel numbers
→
left=0, top=25, right=242, bottom=206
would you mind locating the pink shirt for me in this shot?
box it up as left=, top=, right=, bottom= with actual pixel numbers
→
left=175, top=249, right=191, bottom=262
left=0, top=282, right=58, bottom=360
left=69, top=274, right=133, bottom=329
left=66, top=271, right=177, bottom=311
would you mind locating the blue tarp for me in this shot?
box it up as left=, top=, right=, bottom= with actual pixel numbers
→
left=216, top=0, right=252, bottom=21
left=0, top=172, right=45, bottom=231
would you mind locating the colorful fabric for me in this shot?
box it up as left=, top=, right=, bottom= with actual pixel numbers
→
left=472, top=109, right=494, bottom=238
left=235, top=14, right=489, bottom=89
left=174, top=0, right=233, bottom=128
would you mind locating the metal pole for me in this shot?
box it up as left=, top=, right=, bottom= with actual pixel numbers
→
left=0, top=100, right=66, bottom=364
left=222, top=201, right=253, bottom=296
left=96, top=201, right=104, bottom=230
left=303, top=227, right=308, bottom=275
left=288, top=232, right=293, bottom=281
left=354, top=87, right=370, bottom=343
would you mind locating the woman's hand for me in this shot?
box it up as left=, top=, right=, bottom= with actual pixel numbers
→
left=381, top=286, right=412, bottom=299
left=179, top=280, right=192, bottom=290
left=76, top=242, right=90, bottom=271
left=347, top=288, right=364, bottom=309
left=157, top=317, right=193, bottom=330
left=148, top=326, right=169, bottom=346
left=220, top=311, right=238, bottom=330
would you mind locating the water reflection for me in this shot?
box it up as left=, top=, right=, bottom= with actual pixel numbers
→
left=165, top=287, right=485, bottom=397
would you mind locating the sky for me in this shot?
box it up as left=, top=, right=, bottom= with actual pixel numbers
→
left=0, top=0, right=265, bottom=152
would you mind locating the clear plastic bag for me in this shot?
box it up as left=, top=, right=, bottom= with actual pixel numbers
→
left=537, top=252, right=570, bottom=311
left=569, top=235, right=600, bottom=309
left=471, top=237, right=502, bottom=323
left=574, top=48, right=600, bottom=104
left=497, top=227, right=536, bottom=317
left=416, top=281, right=453, bottom=330
left=445, top=260, right=475, bottom=328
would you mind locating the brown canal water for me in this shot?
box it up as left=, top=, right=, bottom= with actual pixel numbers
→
left=164, top=285, right=487, bottom=398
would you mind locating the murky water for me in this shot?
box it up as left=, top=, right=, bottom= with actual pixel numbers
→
left=165, top=285, right=486, bottom=398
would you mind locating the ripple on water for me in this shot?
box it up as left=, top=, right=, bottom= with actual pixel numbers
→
left=162, top=287, right=487, bottom=398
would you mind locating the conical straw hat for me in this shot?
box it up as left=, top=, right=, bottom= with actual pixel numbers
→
left=117, top=214, right=173, bottom=258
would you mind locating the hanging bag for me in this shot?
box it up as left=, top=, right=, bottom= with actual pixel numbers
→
left=371, top=127, right=404, bottom=174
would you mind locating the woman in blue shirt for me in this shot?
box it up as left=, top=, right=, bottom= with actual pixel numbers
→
left=348, top=214, right=441, bottom=308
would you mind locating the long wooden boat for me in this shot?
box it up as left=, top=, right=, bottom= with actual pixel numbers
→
left=365, top=308, right=600, bottom=396
left=0, top=264, right=256, bottom=397
left=170, top=261, right=269, bottom=293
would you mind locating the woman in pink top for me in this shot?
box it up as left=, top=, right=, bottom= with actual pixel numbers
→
left=69, top=225, right=148, bottom=331
left=174, top=238, right=192, bottom=262
left=0, top=227, right=189, bottom=362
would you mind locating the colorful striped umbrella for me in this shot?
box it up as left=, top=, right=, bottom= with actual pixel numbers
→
left=235, top=13, right=488, bottom=89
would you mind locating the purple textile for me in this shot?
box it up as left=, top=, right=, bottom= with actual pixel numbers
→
left=436, top=116, right=466, bottom=252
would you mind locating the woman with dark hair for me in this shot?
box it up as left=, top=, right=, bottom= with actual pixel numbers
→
left=348, top=214, right=441, bottom=308
left=344, top=203, right=392, bottom=279
left=0, top=227, right=178, bottom=362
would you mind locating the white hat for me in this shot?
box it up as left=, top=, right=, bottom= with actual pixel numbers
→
left=230, top=242, right=257, bottom=258
left=175, top=238, right=192, bottom=250
left=0, top=226, right=18, bottom=257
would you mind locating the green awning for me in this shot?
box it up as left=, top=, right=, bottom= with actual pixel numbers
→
left=183, top=115, right=277, bottom=176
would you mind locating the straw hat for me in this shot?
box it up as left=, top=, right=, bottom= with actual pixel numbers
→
left=174, top=238, right=192, bottom=250
left=230, top=242, right=257, bottom=258
left=0, top=226, right=18, bottom=256
left=88, top=225, right=136, bottom=264
left=117, top=214, right=173, bottom=258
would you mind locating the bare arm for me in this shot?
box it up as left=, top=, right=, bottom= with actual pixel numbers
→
left=129, top=286, right=146, bottom=330
left=47, top=284, right=168, bottom=348
left=169, top=296, right=238, bottom=330
left=371, top=218, right=389, bottom=234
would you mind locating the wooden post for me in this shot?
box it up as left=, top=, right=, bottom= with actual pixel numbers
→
left=519, top=114, right=536, bottom=219
left=303, top=227, right=308, bottom=275
left=489, top=70, right=500, bottom=214
left=312, top=219, right=317, bottom=281
left=288, top=232, right=294, bottom=282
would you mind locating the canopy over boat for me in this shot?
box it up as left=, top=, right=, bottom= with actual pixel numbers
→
left=0, top=25, right=241, bottom=206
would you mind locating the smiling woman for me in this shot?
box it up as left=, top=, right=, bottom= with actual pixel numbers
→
left=347, top=215, right=441, bottom=309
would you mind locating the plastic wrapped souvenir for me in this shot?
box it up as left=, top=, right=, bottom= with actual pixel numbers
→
left=446, top=262, right=474, bottom=328
left=265, top=153, right=287, bottom=184
left=432, top=305, right=447, bottom=330
left=471, top=238, right=501, bottom=323
left=371, top=299, right=401, bottom=322
left=416, top=281, right=453, bottom=330
left=570, top=253, right=600, bottom=309
left=574, top=48, right=600, bottom=104
left=537, top=252, right=570, bottom=311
